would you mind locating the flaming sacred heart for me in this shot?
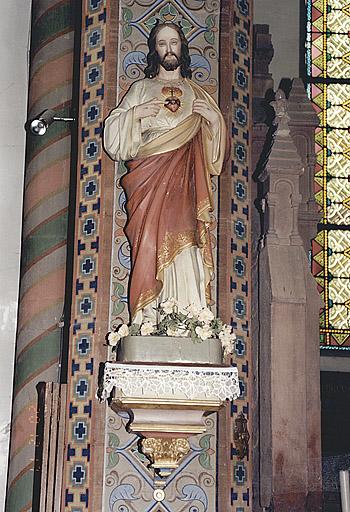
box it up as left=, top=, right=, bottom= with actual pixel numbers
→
left=162, top=86, right=183, bottom=113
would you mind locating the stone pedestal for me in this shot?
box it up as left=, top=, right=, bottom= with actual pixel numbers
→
left=118, top=335, right=223, bottom=365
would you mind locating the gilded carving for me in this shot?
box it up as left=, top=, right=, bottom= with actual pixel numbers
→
left=142, top=437, right=190, bottom=474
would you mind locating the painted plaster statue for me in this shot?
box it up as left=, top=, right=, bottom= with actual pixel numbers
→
left=104, top=23, right=227, bottom=324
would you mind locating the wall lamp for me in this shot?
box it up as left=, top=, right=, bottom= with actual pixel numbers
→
left=28, top=109, right=75, bottom=136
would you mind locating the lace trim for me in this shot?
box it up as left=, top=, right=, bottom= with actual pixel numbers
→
left=98, top=363, right=240, bottom=403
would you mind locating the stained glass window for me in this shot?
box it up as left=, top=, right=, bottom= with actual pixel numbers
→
left=306, top=0, right=350, bottom=350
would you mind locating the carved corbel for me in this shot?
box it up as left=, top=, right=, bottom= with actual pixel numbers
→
left=142, top=437, right=190, bottom=477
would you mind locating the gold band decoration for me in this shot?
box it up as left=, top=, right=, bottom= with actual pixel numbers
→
left=142, top=437, right=190, bottom=477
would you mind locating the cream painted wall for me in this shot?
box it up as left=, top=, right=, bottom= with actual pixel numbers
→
left=254, top=0, right=300, bottom=88
left=0, top=1, right=31, bottom=508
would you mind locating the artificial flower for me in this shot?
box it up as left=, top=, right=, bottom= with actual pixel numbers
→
left=166, top=327, right=178, bottom=337
left=107, top=331, right=121, bottom=346
left=185, top=303, right=200, bottom=318
left=118, top=324, right=129, bottom=338
left=195, top=325, right=213, bottom=341
left=160, top=298, right=177, bottom=315
left=141, top=321, right=154, bottom=336
left=167, top=326, right=189, bottom=337
left=221, top=337, right=235, bottom=357
left=198, top=307, right=214, bottom=324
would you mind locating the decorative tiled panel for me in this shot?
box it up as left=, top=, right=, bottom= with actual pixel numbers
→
left=228, top=0, right=252, bottom=509
left=63, top=0, right=107, bottom=509
left=107, top=2, right=252, bottom=512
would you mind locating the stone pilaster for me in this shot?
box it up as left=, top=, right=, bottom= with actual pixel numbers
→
left=251, top=24, right=274, bottom=510
left=258, top=91, right=322, bottom=511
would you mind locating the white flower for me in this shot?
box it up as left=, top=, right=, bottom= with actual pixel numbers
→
left=117, top=324, right=129, bottom=338
left=195, top=325, right=213, bottom=341
left=221, top=337, right=235, bottom=357
left=167, top=326, right=189, bottom=338
left=141, top=321, right=154, bottom=336
left=166, top=327, right=178, bottom=337
left=198, top=307, right=214, bottom=324
left=108, top=331, right=121, bottom=346
left=219, top=326, right=236, bottom=357
left=219, top=325, right=236, bottom=341
left=160, top=298, right=177, bottom=315
left=185, top=303, right=201, bottom=319
left=222, top=324, right=234, bottom=335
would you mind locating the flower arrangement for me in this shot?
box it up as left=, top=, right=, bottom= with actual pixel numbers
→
left=106, top=298, right=236, bottom=358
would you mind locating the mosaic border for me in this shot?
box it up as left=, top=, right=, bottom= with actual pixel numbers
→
left=63, top=0, right=108, bottom=509
left=227, top=0, right=252, bottom=509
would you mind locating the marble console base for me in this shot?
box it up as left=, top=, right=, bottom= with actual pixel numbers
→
left=101, top=336, right=239, bottom=483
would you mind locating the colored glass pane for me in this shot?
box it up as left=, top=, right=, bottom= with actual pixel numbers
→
left=307, top=0, right=350, bottom=350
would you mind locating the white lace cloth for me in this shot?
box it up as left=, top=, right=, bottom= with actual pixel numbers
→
left=99, top=363, right=240, bottom=402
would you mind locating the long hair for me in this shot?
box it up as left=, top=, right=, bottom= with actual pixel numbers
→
left=144, top=23, right=192, bottom=79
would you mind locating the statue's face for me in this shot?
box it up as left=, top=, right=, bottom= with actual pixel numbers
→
left=155, top=26, right=181, bottom=71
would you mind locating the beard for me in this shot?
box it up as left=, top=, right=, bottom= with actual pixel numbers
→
left=161, top=52, right=180, bottom=71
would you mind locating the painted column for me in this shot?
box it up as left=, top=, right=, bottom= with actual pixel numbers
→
left=0, top=2, right=31, bottom=509
left=6, top=2, right=75, bottom=510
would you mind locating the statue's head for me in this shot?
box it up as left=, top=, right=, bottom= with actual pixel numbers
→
left=144, top=23, right=192, bottom=79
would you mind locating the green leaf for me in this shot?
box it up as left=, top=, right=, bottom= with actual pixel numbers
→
left=204, top=14, right=216, bottom=45
left=206, top=14, right=215, bottom=29
left=199, top=451, right=212, bottom=469
left=169, top=4, right=177, bottom=16
left=109, top=432, right=120, bottom=449
left=123, top=25, right=132, bottom=38
left=159, top=3, right=178, bottom=18
left=107, top=452, right=119, bottom=469
left=107, top=433, right=120, bottom=469
left=122, top=8, right=132, bottom=22
left=131, top=447, right=149, bottom=463
left=145, top=16, right=158, bottom=31
left=112, top=283, right=126, bottom=316
left=129, top=323, right=141, bottom=335
left=199, top=434, right=213, bottom=450
left=204, top=31, right=215, bottom=45
left=180, top=18, right=192, bottom=31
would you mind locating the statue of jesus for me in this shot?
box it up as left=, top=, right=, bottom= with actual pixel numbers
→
left=104, top=23, right=227, bottom=324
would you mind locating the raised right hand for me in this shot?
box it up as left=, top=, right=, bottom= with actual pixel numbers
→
left=134, top=98, right=163, bottom=120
